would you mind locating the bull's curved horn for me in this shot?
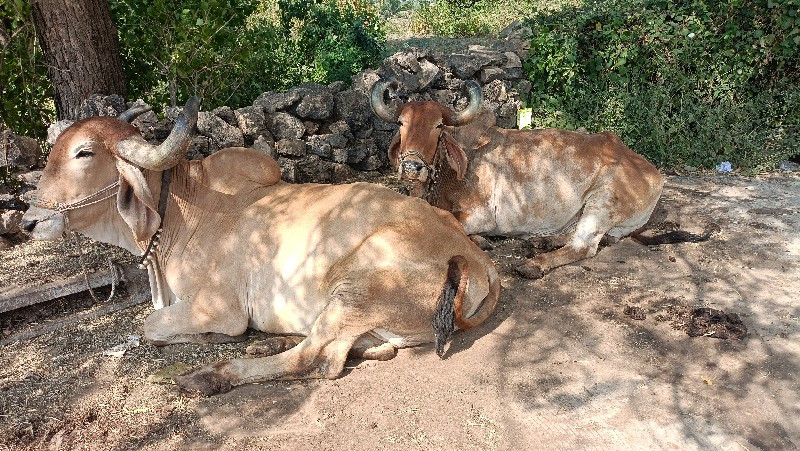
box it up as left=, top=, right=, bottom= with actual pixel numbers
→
left=370, top=80, right=398, bottom=122
left=447, top=81, right=483, bottom=126
left=118, top=102, right=153, bottom=123
left=115, top=96, right=200, bottom=171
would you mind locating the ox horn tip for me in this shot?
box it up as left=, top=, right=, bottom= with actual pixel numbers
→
left=369, top=80, right=398, bottom=122
left=185, top=96, right=201, bottom=112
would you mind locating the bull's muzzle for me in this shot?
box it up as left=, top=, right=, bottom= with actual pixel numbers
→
left=21, top=217, right=38, bottom=233
left=401, top=159, right=428, bottom=180
left=20, top=207, right=66, bottom=240
left=398, top=150, right=433, bottom=183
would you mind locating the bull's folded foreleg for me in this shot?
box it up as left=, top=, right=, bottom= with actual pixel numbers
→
left=143, top=293, right=249, bottom=346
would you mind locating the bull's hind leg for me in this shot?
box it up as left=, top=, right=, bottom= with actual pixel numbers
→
left=174, top=295, right=372, bottom=396
left=245, top=335, right=305, bottom=356
left=246, top=334, right=397, bottom=361
left=516, top=206, right=609, bottom=279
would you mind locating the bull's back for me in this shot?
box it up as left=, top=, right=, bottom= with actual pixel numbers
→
left=465, top=128, right=661, bottom=237
left=233, top=182, right=491, bottom=333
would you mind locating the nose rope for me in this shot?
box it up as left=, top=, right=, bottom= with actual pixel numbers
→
left=422, top=136, right=448, bottom=205
left=27, top=181, right=126, bottom=304
left=31, top=181, right=120, bottom=213
left=399, top=150, right=436, bottom=176
left=64, top=215, right=120, bottom=304
left=399, top=136, right=447, bottom=204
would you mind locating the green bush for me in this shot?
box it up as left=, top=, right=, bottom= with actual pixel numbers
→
left=524, top=0, right=800, bottom=171
left=111, top=0, right=263, bottom=109
left=111, top=0, right=384, bottom=110
left=275, top=0, right=385, bottom=86
left=0, top=0, right=54, bottom=140
left=411, top=0, right=570, bottom=37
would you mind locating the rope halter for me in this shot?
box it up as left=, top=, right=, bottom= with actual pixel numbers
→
left=30, top=181, right=120, bottom=213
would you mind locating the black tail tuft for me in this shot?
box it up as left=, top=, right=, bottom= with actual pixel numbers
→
left=632, top=223, right=721, bottom=246
left=432, top=268, right=459, bottom=358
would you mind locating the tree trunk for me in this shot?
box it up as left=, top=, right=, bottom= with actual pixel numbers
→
left=31, top=0, right=127, bottom=120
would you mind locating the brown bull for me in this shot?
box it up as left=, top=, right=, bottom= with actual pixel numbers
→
left=21, top=98, right=499, bottom=395
left=371, top=80, right=664, bottom=279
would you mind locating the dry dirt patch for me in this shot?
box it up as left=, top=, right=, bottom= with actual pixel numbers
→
left=1, top=173, right=798, bottom=450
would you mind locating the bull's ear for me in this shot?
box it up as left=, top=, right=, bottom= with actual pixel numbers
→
left=442, top=131, right=468, bottom=180
left=115, top=160, right=160, bottom=242
left=387, top=133, right=401, bottom=169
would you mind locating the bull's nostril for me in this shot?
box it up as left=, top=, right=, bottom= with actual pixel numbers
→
left=21, top=218, right=38, bottom=233
left=403, top=160, right=425, bottom=172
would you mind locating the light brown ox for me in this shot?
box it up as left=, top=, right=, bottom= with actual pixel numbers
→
left=21, top=98, right=499, bottom=396
left=371, top=80, right=664, bottom=279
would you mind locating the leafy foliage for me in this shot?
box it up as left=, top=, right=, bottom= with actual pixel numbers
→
left=0, top=0, right=54, bottom=140
left=110, top=0, right=384, bottom=110
left=411, top=0, right=570, bottom=37
left=275, top=0, right=385, bottom=86
left=111, top=0, right=261, bottom=108
left=523, top=0, right=800, bottom=170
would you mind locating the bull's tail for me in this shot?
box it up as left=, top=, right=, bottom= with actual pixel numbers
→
left=631, top=222, right=721, bottom=246
left=432, top=255, right=501, bottom=358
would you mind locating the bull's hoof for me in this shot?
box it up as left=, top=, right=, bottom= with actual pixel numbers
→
left=174, top=366, right=233, bottom=396
left=515, top=262, right=545, bottom=280
left=350, top=342, right=397, bottom=361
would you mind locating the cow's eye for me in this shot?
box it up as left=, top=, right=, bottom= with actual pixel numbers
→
left=436, top=123, right=444, bottom=129
left=397, top=120, right=404, bottom=126
left=75, top=149, right=94, bottom=158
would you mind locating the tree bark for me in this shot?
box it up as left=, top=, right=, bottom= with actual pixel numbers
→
left=31, top=0, right=127, bottom=120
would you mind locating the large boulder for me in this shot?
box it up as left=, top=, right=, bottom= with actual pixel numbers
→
left=253, top=90, right=301, bottom=114
left=0, top=128, right=40, bottom=170
left=307, top=133, right=348, bottom=159
left=275, top=138, right=306, bottom=157
left=306, top=135, right=332, bottom=159
left=196, top=111, right=245, bottom=149
left=267, top=112, right=306, bottom=140
left=447, top=46, right=507, bottom=79
left=252, top=134, right=278, bottom=160
left=297, top=155, right=336, bottom=183
left=351, top=69, right=381, bottom=95
left=382, top=50, right=442, bottom=94
left=503, top=51, right=524, bottom=79
left=479, top=67, right=509, bottom=83
left=212, top=106, right=237, bottom=126
left=284, top=83, right=335, bottom=121
left=186, top=136, right=213, bottom=160
left=47, top=120, right=74, bottom=145
left=131, top=110, right=160, bottom=141
left=234, top=106, right=267, bottom=143
left=79, top=94, right=127, bottom=119
left=277, top=157, right=299, bottom=183
left=334, top=90, right=373, bottom=129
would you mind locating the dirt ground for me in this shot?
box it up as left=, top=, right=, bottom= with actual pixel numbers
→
left=1, top=172, right=798, bottom=450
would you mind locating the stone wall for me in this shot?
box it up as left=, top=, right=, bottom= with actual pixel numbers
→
left=131, top=42, right=530, bottom=184
left=0, top=39, right=529, bottom=244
